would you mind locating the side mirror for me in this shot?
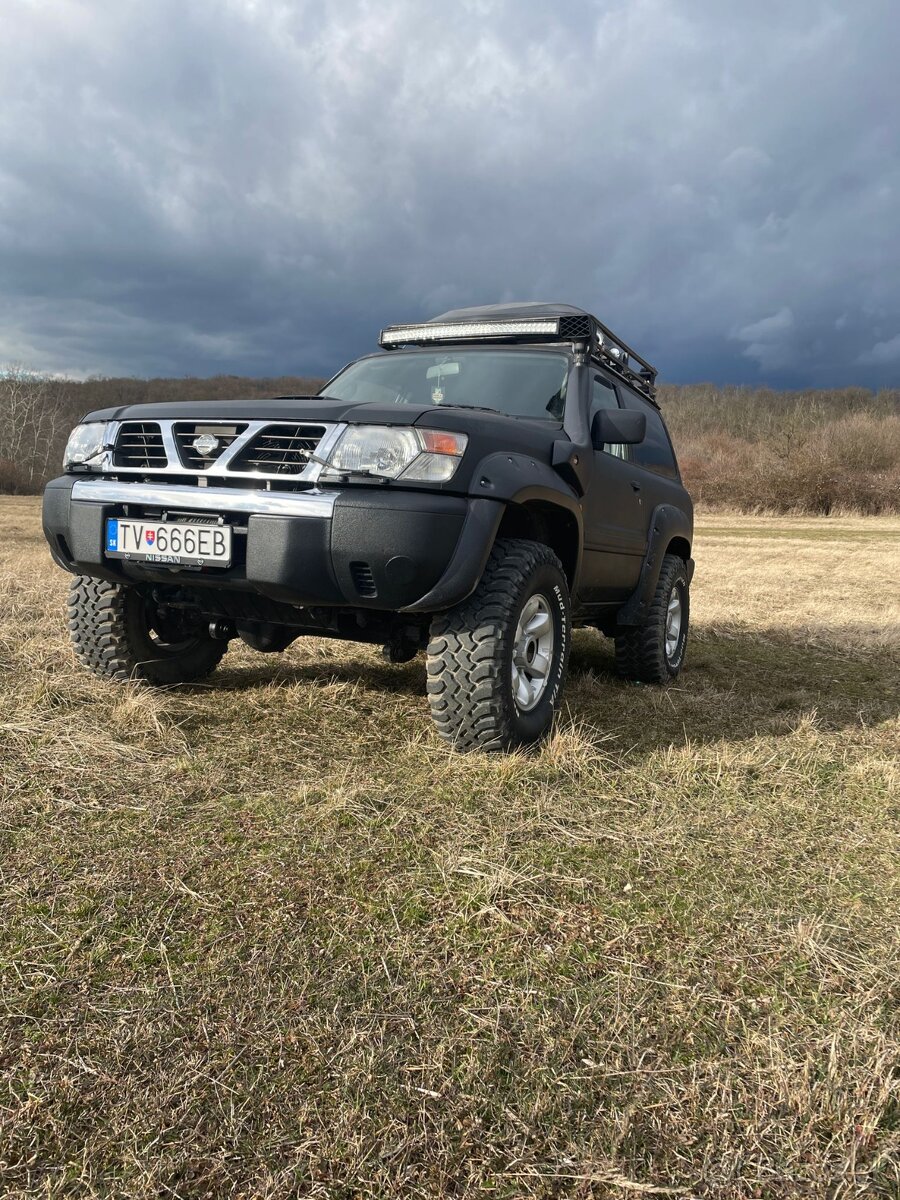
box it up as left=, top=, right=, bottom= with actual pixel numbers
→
left=591, top=409, right=646, bottom=450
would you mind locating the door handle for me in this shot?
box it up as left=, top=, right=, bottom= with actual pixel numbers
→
left=630, top=481, right=642, bottom=492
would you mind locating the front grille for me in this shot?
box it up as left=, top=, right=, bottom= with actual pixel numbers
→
left=230, top=423, right=327, bottom=475
left=107, top=417, right=336, bottom=482
left=173, top=422, right=247, bottom=471
left=113, top=422, right=167, bottom=468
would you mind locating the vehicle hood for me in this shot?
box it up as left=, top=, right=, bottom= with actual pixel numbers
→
left=83, top=396, right=378, bottom=424
left=81, top=396, right=561, bottom=449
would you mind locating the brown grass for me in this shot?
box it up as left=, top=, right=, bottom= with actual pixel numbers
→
left=1, top=497, right=898, bottom=1198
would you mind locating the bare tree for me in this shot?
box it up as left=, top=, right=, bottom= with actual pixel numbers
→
left=0, top=367, right=73, bottom=491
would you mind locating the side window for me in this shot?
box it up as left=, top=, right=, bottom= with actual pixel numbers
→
left=626, top=394, right=679, bottom=478
left=589, top=375, right=629, bottom=460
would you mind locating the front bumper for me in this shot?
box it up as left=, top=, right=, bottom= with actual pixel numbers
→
left=43, top=476, right=503, bottom=614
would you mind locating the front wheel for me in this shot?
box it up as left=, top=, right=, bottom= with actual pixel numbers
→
left=68, top=576, right=226, bottom=685
left=614, top=552, right=689, bottom=683
left=426, top=539, right=571, bottom=752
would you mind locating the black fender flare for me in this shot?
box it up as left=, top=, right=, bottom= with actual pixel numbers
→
left=468, top=451, right=583, bottom=523
left=399, top=497, right=504, bottom=613
left=401, top=453, right=585, bottom=613
left=616, top=503, right=694, bottom=627
left=471, top=450, right=585, bottom=582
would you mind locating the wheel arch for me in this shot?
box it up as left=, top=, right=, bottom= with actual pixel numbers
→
left=616, top=504, right=694, bottom=627
left=496, top=500, right=581, bottom=588
left=666, top=534, right=692, bottom=563
left=403, top=449, right=586, bottom=614
left=468, top=451, right=585, bottom=592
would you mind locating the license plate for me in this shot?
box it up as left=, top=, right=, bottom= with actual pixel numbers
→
left=105, top=518, right=232, bottom=567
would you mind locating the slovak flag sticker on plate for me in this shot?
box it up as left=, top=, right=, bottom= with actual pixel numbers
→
left=145, top=530, right=155, bottom=545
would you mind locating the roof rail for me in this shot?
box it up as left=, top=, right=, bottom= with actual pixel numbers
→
left=591, top=317, right=658, bottom=401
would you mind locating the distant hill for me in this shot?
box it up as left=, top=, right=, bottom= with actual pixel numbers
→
left=2, top=372, right=898, bottom=513
left=659, top=384, right=900, bottom=514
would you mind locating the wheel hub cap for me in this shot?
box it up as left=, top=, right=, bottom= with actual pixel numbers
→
left=512, top=593, right=554, bottom=712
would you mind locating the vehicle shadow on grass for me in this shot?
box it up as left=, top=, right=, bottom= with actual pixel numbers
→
left=212, top=648, right=428, bottom=700
left=564, top=622, right=898, bottom=751
left=206, top=621, right=898, bottom=752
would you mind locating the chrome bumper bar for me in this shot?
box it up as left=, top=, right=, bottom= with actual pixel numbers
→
left=70, top=478, right=340, bottom=518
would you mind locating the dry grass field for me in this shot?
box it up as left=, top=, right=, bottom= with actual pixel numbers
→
left=1, top=496, right=898, bottom=1198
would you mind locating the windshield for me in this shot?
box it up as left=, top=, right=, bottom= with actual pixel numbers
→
left=321, top=350, right=569, bottom=421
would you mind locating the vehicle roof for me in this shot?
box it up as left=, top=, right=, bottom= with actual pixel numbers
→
left=430, top=302, right=591, bottom=322
left=379, top=302, right=658, bottom=402
left=426, top=303, right=658, bottom=403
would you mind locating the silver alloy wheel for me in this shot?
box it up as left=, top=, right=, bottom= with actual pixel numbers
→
left=511, top=593, right=555, bottom=712
left=665, top=587, right=682, bottom=661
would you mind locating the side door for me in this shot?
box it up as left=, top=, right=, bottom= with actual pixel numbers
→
left=578, top=372, right=648, bottom=604
left=618, top=388, right=686, bottom=516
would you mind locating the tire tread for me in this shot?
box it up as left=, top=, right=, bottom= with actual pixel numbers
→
left=614, top=552, right=688, bottom=684
left=68, top=575, right=225, bottom=685
left=426, top=539, right=569, bottom=751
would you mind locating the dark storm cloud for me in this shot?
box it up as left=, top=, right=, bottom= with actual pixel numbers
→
left=1, top=0, right=899, bottom=385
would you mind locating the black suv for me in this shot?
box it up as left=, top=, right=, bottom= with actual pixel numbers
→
left=43, top=303, right=694, bottom=751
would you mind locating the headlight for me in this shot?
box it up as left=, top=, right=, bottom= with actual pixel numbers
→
left=63, top=423, right=109, bottom=470
left=325, top=426, right=467, bottom=482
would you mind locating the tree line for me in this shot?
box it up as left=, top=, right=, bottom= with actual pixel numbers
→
left=1, top=370, right=898, bottom=513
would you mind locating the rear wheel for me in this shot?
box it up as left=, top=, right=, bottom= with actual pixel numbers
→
left=68, top=576, right=226, bottom=685
left=614, top=552, right=689, bottom=683
left=426, top=539, right=571, bottom=752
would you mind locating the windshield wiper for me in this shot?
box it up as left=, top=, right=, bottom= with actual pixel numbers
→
left=431, top=403, right=501, bottom=415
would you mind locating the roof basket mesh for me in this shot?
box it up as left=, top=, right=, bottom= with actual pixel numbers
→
left=557, top=315, right=593, bottom=341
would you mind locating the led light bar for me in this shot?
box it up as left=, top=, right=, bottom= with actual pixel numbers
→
left=379, top=318, right=560, bottom=347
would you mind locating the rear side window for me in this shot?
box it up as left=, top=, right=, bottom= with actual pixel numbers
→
left=625, top=394, right=679, bottom=478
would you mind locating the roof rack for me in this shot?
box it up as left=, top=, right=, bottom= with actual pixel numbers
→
left=378, top=307, right=657, bottom=400
left=591, top=316, right=658, bottom=401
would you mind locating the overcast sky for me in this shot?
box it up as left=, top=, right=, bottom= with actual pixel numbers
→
left=2, top=0, right=899, bottom=386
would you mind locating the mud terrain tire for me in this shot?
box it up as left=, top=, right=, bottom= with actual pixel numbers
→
left=68, top=576, right=226, bottom=685
left=426, top=539, right=571, bottom=752
left=614, top=552, right=689, bottom=683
